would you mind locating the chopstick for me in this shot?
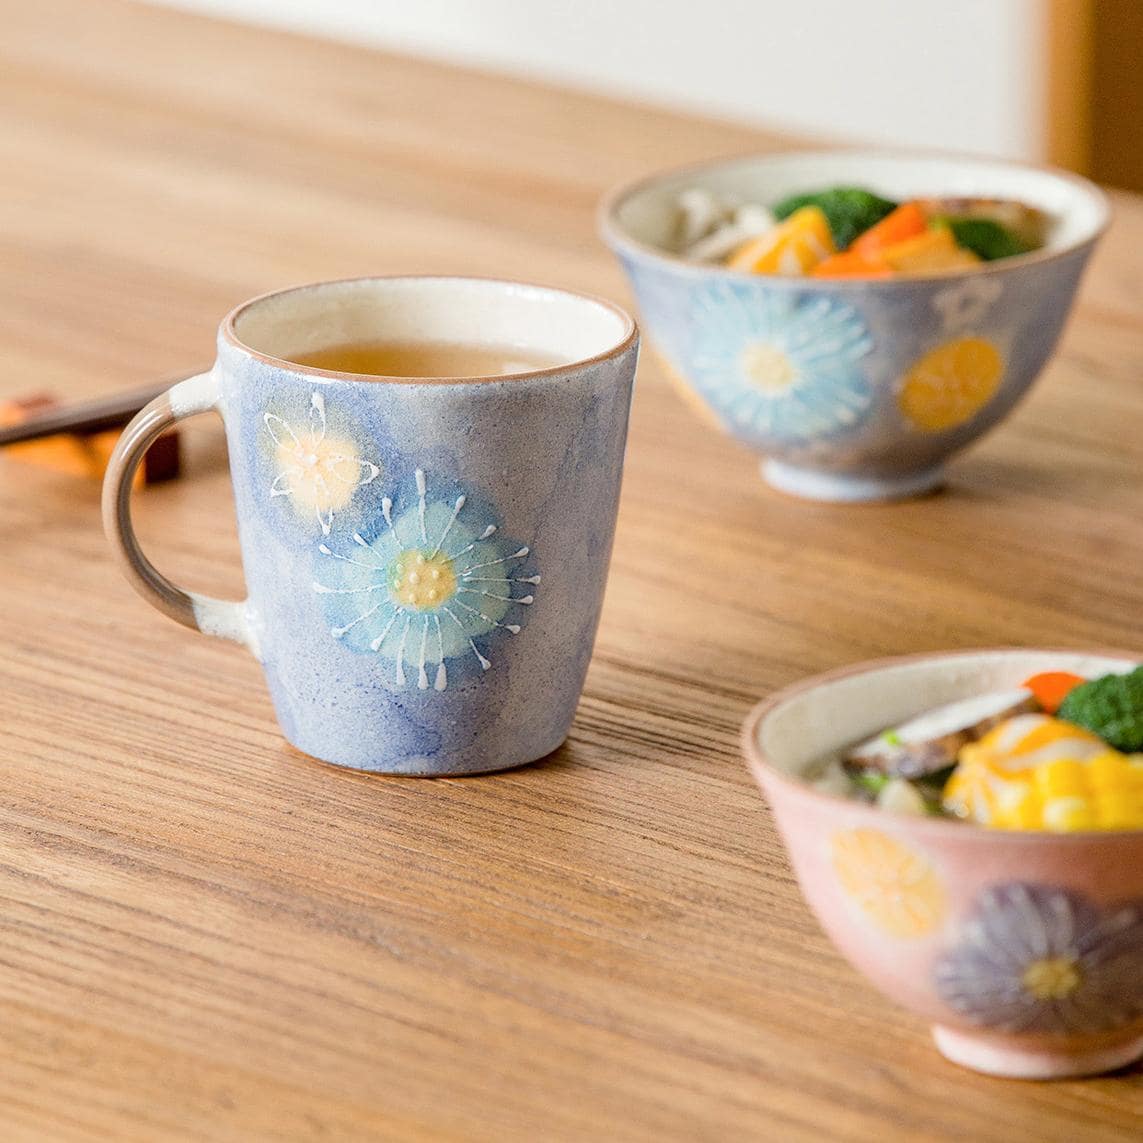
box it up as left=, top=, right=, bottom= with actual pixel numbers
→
left=0, top=374, right=203, bottom=447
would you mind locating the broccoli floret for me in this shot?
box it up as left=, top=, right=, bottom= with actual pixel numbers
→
left=937, top=217, right=1031, bottom=261
left=1058, top=666, right=1143, bottom=751
left=772, top=187, right=897, bottom=250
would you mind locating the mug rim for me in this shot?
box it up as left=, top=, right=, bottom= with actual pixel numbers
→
left=220, top=274, right=639, bottom=385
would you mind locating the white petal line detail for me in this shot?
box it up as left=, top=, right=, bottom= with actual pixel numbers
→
left=451, top=596, right=521, bottom=634
left=445, top=525, right=497, bottom=561
left=417, top=616, right=430, bottom=690
left=462, top=575, right=542, bottom=585
left=432, top=615, right=447, bottom=691
left=317, top=544, right=386, bottom=571
left=395, top=615, right=412, bottom=686
left=331, top=602, right=384, bottom=639
left=457, top=547, right=529, bottom=575
left=428, top=496, right=466, bottom=558
left=416, top=468, right=428, bottom=543
left=312, top=582, right=391, bottom=595
left=370, top=610, right=403, bottom=652
left=443, top=606, right=492, bottom=671
left=457, top=588, right=534, bottom=605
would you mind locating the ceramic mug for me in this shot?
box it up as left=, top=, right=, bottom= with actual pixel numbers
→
left=103, top=276, right=639, bottom=775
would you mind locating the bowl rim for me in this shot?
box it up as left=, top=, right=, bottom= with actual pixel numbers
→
left=599, top=147, right=1113, bottom=287
left=741, top=646, right=1143, bottom=843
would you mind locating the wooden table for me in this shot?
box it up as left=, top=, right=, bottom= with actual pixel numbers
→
left=2, top=2, right=1141, bottom=1139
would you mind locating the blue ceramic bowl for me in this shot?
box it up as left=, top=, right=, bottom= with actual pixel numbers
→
left=601, top=151, right=1109, bottom=501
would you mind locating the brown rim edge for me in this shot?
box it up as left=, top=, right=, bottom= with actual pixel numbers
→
left=220, top=274, right=639, bottom=386
left=740, top=646, right=1143, bottom=842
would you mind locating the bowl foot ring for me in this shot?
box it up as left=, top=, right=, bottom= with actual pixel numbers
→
left=932, top=1024, right=1143, bottom=1079
left=762, top=460, right=945, bottom=503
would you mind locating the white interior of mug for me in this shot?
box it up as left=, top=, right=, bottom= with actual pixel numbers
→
left=226, top=276, right=635, bottom=377
left=756, top=650, right=1138, bottom=780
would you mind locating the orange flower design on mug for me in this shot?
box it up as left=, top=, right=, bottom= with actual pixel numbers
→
left=265, top=391, right=381, bottom=535
left=831, top=827, right=946, bottom=938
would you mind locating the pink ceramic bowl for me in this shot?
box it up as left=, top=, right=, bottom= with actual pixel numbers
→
left=742, top=648, right=1143, bottom=1079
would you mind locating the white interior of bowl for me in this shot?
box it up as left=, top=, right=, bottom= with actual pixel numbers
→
left=611, top=152, right=1108, bottom=258
left=230, top=277, right=633, bottom=369
left=757, top=650, right=1138, bottom=781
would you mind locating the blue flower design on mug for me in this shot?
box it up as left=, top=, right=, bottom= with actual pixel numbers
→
left=686, top=282, right=875, bottom=443
left=934, top=883, right=1143, bottom=1036
left=313, top=469, right=538, bottom=691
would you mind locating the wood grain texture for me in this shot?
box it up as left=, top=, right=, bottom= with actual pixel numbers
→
left=1, top=2, right=1142, bottom=1139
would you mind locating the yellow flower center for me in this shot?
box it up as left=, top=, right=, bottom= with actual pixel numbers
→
left=1022, top=957, right=1082, bottom=1000
left=740, top=342, right=798, bottom=393
left=389, top=549, right=457, bottom=611
left=276, top=431, right=362, bottom=511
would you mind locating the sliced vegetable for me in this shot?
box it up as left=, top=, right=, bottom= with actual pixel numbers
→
left=810, top=250, right=893, bottom=279
left=685, top=204, right=776, bottom=262
left=852, top=771, right=892, bottom=798
left=880, top=227, right=980, bottom=274
left=771, top=187, right=897, bottom=250
left=726, top=205, right=835, bottom=275
left=876, top=778, right=930, bottom=816
left=850, top=201, right=928, bottom=257
left=1057, top=666, right=1143, bottom=752
left=1022, top=671, right=1086, bottom=715
left=675, top=188, right=723, bottom=248
left=844, top=689, right=1037, bottom=779
left=936, top=217, right=1031, bottom=261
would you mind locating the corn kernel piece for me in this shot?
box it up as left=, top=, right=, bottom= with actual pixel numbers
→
left=1036, top=757, right=1088, bottom=799
left=1043, top=797, right=1097, bottom=832
left=1007, top=790, right=1042, bottom=831
left=1096, top=790, right=1143, bottom=830
left=1090, top=750, right=1130, bottom=788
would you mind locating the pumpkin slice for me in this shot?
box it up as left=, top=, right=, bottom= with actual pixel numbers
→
left=726, top=205, right=835, bottom=275
left=880, top=227, right=980, bottom=274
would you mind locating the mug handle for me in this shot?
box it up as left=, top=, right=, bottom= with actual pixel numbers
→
left=102, top=370, right=258, bottom=655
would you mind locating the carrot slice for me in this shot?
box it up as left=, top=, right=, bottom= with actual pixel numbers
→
left=1022, top=671, right=1086, bottom=714
left=811, top=250, right=893, bottom=278
left=851, top=201, right=928, bottom=256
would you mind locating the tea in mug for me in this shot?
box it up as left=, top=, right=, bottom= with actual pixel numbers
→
left=290, top=340, right=566, bottom=379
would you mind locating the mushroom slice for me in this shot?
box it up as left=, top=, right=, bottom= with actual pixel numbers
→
left=844, top=689, right=1037, bottom=779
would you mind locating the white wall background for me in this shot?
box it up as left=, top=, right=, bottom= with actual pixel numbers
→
left=151, top=0, right=1046, bottom=160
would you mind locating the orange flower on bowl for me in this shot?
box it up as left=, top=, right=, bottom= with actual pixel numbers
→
left=898, top=337, right=1004, bottom=432
left=832, top=827, right=946, bottom=938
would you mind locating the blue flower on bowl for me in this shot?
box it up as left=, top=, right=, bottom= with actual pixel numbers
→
left=688, top=281, right=874, bottom=445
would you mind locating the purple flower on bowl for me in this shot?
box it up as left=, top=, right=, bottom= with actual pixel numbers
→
left=935, top=882, right=1143, bottom=1036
